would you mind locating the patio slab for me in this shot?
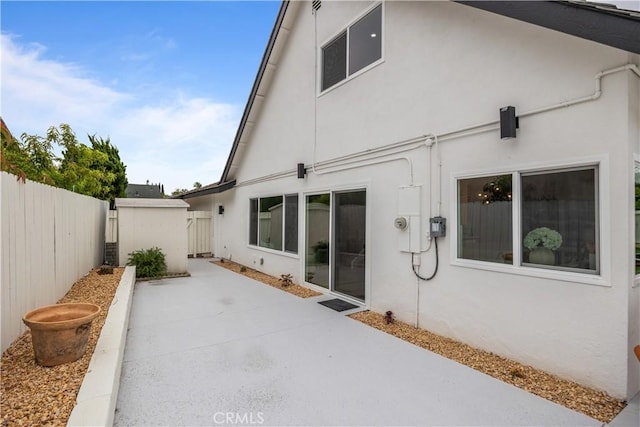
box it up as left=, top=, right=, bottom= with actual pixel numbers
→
left=115, top=259, right=601, bottom=426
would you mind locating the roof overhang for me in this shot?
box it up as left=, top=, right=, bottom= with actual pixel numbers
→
left=176, top=179, right=237, bottom=200
left=455, top=1, right=640, bottom=54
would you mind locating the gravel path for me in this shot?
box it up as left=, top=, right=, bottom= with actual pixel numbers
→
left=1, top=268, right=123, bottom=426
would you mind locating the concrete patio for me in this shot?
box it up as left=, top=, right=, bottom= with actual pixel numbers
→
left=113, top=259, right=630, bottom=426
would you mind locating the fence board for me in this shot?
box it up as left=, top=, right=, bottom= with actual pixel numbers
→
left=106, top=210, right=118, bottom=243
left=1, top=172, right=107, bottom=352
left=187, top=211, right=212, bottom=256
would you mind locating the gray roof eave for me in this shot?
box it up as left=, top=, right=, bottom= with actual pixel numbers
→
left=456, top=1, right=640, bottom=54
left=176, top=179, right=237, bottom=199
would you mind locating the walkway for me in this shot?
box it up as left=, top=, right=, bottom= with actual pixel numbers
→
left=115, top=259, right=603, bottom=426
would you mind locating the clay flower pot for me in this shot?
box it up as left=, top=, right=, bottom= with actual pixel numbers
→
left=22, top=303, right=101, bottom=367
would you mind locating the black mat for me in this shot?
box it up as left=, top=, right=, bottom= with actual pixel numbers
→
left=317, top=298, right=359, bottom=312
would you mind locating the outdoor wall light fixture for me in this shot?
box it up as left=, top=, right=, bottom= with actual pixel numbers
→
left=500, top=106, right=519, bottom=140
left=218, top=205, right=225, bottom=215
left=297, top=163, right=306, bottom=179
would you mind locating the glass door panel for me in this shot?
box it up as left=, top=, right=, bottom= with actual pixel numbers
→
left=333, top=191, right=366, bottom=300
left=305, top=194, right=330, bottom=288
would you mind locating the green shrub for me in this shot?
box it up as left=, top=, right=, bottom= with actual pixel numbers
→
left=127, top=247, right=167, bottom=278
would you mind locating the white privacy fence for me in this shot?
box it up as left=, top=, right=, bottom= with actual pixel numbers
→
left=106, top=210, right=118, bottom=243
left=106, top=210, right=212, bottom=257
left=187, top=211, right=212, bottom=256
left=1, top=172, right=107, bottom=352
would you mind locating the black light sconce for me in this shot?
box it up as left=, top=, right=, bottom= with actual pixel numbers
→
left=297, top=163, right=306, bottom=179
left=218, top=205, right=225, bottom=215
left=500, top=106, right=519, bottom=140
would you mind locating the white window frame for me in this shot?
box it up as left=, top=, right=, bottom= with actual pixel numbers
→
left=248, top=194, right=299, bottom=257
left=634, top=154, right=640, bottom=287
left=451, top=156, right=610, bottom=287
left=318, top=1, right=384, bottom=94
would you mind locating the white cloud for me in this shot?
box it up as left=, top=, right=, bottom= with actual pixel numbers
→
left=0, top=34, right=239, bottom=192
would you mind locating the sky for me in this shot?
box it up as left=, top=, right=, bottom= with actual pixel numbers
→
left=1, top=0, right=281, bottom=193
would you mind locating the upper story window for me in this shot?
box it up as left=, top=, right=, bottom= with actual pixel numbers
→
left=321, top=4, right=382, bottom=92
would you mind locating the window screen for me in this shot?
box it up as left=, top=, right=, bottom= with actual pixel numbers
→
left=349, top=5, right=382, bottom=75
left=322, top=32, right=347, bottom=91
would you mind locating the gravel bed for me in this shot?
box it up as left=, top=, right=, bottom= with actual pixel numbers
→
left=350, top=310, right=626, bottom=423
left=1, top=268, right=123, bottom=426
left=212, top=259, right=321, bottom=298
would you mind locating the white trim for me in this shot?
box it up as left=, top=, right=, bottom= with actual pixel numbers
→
left=248, top=192, right=300, bottom=256
left=450, top=154, right=610, bottom=287
left=318, top=1, right=385, bottom=95
left=245, top=244, right=300, bottom=260
left=450, top=258, right=610, bottom=287
left=634, top=154, right=640, bottom=287
left=301, top=183, right=371, bottom=307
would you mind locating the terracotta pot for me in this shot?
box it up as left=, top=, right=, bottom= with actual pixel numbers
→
left=22, top=303, right=101, bottom=367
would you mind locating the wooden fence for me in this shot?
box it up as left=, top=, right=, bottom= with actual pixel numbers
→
left=106, top=210, right=212, bottom=257
left=187, top=211, right=212, bottom=256
left=1, top=172, right=107, bottom=352
left=106, top=210, right=118, bottom=243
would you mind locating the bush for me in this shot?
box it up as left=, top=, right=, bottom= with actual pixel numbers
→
left=127, top=247, right=167, bottom=278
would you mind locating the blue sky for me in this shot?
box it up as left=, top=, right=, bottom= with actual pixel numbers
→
left=1, top=0, right=281, bottom=193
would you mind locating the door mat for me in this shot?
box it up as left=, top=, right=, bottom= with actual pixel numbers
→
left=318, top=298, right=359, bottom=312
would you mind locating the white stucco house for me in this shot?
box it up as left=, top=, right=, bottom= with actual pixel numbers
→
left=179, top=0, right=640, bottom=401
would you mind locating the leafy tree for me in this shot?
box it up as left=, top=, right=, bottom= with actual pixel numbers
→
left=1, top=119, right=58, bottom=184
left=53, top=124, right=114, bottom=198
left=2, top=123, right=128, bottom=203
left=89, top=135, right=128, bottom=206
left=172, top=188, right=189, bottom=196
left=1, top=123, right=29, bottom=182
left=193, top=182, right=202, bottom=189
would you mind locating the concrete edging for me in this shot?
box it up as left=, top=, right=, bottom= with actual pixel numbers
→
left=67, top=266, right=136, bottom=427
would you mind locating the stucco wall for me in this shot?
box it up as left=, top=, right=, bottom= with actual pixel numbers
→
left=205, top=1, right=639, bottom=399
left=116, top=199, right=188, bottom=274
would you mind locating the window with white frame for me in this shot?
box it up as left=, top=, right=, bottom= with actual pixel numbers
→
left=635, top=162, right=640, bottom=275
left=321, top=4, right=382, bottom=91
left=249, top=195, right=298, bottom=253
left=458, top=166, right=598, bottom=273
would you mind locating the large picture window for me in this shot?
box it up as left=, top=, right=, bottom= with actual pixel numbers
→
left=321, top=4, right=382, bottom=91
left=457, top=166, right=599, bottom=274
left=249, top=194, right=298, bottom=254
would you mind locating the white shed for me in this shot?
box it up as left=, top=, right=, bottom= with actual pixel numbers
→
left=115, top=198, right=189, bottom=274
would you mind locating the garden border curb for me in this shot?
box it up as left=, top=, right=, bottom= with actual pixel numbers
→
left=67, top=266, right=136, bottom=427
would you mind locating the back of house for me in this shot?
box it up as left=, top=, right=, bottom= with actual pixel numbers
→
left=181, top=0, right=640, bottom=401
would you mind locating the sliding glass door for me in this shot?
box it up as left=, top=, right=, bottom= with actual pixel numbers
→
left=305, top=190, right=366, bottom=301
left=305, top=194, right=330, bottom=288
